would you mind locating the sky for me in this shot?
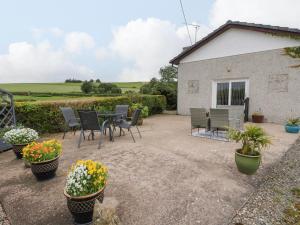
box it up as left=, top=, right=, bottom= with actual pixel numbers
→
left=0, top=0, right=300, bottom=83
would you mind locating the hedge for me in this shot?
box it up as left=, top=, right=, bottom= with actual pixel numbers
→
left=15, top=95, right=166, bottom=133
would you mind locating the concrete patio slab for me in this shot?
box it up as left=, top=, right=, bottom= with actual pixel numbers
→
left=0, top=115, right=298, bottom=225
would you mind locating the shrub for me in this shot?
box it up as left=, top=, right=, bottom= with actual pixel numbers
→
left=286, top=117, right=300, bottom=126
left=3, top=128, right=39, bottom=145
left=130, top=103, right=149, bottom=118
left=15, top=95, right=166, bottom=133
left=65, top=160, right=108, bottom=197
left=81, top=81, right=93, bottom=94
left=23, top=139, right=62, bottom=162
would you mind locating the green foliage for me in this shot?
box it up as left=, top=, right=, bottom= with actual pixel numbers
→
left=15, top=95, right=166, bottom=133
left=287, top=117, right=300, bottom=126
left=65, top=78, right=82, bottom=83
left=285, top=46, right=300, bottom=58
left=159, top=65, right=178, bottom=82
left=228, top=125, right=271, bottom=156
left=131, top=103, right=149, bottom=118
left=81, top=81, right=93, bottom=94
left=140, top=66, right=177, bottom=110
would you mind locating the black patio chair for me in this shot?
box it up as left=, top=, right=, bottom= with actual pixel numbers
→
left=113, top=105, right=129, bottom=133
left=118, top=109, right=141, bottom=143
left=60, top=107, right=80, bottom=139
left=77, top=110, right=108, bottom=149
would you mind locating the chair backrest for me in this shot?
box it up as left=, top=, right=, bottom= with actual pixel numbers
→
left=228, top=108, right=244, bottom=129
left=60, top=107, right=78, bottom=125
left=115, top=105, right=129, bottom=120
left=190, top=108, right=207, bottom=128
left=77, top=110, right=101, bottom=131
left=131, top=109, right=141, bottom=126
left=210, top=108, right=229, bottom=129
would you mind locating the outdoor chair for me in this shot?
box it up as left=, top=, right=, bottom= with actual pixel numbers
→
left=228, top=107, right=244, bottom=130
left=60, top=107, right=80, bottom=139
left=209, top=108, right=229, bottom=137
left=190, top=108, right=208, bottom=135
left=117, top=109, right=141, bottom=143
left=77, top=110, right=108, bottom=149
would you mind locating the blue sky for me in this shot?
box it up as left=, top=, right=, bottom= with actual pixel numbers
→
left=0, top=0, right=299, bottom=83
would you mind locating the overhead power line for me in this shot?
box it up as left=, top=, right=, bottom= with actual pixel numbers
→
left=179, top=0, right=193, bottom=45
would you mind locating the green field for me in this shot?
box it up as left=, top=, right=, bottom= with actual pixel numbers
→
left=0, top=82, right=145, bottom=93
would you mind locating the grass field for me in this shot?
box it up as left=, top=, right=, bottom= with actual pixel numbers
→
left=0, top=82, right=145, bottom=93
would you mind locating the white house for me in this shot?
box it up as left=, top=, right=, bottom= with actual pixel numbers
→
left=170, top=21, right=300, bottom=123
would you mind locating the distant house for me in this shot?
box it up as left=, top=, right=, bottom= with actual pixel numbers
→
left=170, top=21, right=300, bottom=123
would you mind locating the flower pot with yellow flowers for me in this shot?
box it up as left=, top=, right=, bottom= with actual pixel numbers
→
left=22, top=139, right=62, bottom=180
left=64, top=160, right=108, bottom=225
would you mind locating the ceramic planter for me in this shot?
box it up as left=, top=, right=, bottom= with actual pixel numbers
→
left=235, top=149, right=261, bottom=175
left=30, top=156, right=60, bottom=180
left=64, top=186, right=105, bottom=225
left=12, top=144, right=28, bottom=159
left=137, top=118, right=143, bottom=126
left=252, top=115, right=264, bottom=123
left=285, top=125, right=300, bottom=133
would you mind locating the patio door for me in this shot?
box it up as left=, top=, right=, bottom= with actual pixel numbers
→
left=212, top=79, right=249, bottom=108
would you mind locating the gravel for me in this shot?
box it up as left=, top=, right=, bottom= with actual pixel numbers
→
left=0, top=203, right=10, bottom=225
left=230, top=138, right=300, bottom=225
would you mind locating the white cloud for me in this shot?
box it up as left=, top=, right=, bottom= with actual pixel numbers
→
left=64, top=32, right=95, bottom=54
left=95, top=47, right=111, bottom=61
left=209, top=0, right=300, bottom=28
left=109, top=18, right=205, bottom=81
left=0, top=41, right=94, bottom=83
left=32, top=27, right=64, bottom=39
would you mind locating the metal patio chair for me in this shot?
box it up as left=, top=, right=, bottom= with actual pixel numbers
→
left=77, top=110, right=108, bottom=149
left=190, top=108, right=208, bottom=135
left=60, top=107, right=80, bottom=139
left=117, top=109, right=141, bottom=143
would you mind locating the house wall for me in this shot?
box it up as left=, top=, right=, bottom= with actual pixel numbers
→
left=177, top=48, right=300, bottom=123
left=181, top=28, right=300, bottom=63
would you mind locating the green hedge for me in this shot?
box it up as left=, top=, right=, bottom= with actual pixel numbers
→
left=15, top=95, right=166, bottom=133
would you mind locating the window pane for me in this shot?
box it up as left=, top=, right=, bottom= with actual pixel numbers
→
left=217, top=82, right=229, bottom=105
left=231, top=82, right=245, bottom=105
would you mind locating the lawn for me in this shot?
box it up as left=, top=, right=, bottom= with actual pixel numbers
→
left=0, top=82, right=145, bottom=93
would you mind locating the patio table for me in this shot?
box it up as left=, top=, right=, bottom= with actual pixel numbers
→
left=97, top=112, right=123, bottom=141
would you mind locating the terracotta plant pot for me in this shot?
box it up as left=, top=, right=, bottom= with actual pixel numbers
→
left=235, top=149, right=261, bottom=175
left=137, top=118, right=143, bottom=126
left=64, top=186, right=105, bottom=225
left=30, top=156, right=60, bottom=180
left=12, top=144, right=28, bottom=159
left=252, top=115, right=264, bottom=123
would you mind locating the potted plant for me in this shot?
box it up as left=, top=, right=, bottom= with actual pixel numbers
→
left=3, top=128, right=38, bottom=159
left=22, top=139, right=62, bottom=180
left=64, top=160, right=108, bottom=225
left=228, top=125, right=271, bottom=175
left=285, top=117, right=300, bottom=133
left=252, top=110, right=264, bottom=123
left=130, top=103, right=149, bottom=125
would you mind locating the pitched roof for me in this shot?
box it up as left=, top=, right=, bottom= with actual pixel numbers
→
left=170, top=20, right=300, bottom=65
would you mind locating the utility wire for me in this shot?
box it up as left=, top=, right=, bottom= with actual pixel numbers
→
left=179, top=0, right=193, bottom=45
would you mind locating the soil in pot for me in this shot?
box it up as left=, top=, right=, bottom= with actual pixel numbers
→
left=30, top=157, right=59, bottom=180
left=12, top=144, right=27, bottom=159
left=235, top=149, right=261, bottom=175
left=252, top=115, right=264, bottom=123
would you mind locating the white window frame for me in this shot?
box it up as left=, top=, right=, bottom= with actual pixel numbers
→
left=212, top=79, right=249, bottom=108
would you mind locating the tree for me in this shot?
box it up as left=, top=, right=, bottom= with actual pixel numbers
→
left=81, top=81, right=93, bottom=94
left=95, top=79, right=101, bottom=83
left=159, top=65, right=177, bottom=83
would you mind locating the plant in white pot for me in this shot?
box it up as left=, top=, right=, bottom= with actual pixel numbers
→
left=64, top=160, right=108, bottom=225
left=3, top=128, right=38, bottom=159
left=228, top=125, right=271, bottom=175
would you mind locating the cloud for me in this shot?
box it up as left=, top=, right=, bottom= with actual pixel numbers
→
left=32, top=27, right=64, bottom=39
left=209, top=0, right=300, bottom=28
left=109, top=18, right=208, bottom=81
left=64, top=32, right=95, bottom=54
left=0, top=41, right=94, bottom=83
left=95, top=47, right=111, bottom=61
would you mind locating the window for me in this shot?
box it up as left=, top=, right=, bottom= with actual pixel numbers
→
left=213, top=80, right=248, bottom=107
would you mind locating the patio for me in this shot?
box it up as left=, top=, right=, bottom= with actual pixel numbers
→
left=0, top=114, right=298, bottom=225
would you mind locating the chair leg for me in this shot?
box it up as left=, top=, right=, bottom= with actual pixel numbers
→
left=136, top=126, right=142, bottom=138
left=129, top=128, right=135, bottom=143
left=119, top=128, right=122, bottom=137
left=78, top=130, right=83, bottom=148
left=62, top=127, right=67, bottom=139
left=73, top=127, right=76, bottom=135
left=98, top=130, right=103, bottom=149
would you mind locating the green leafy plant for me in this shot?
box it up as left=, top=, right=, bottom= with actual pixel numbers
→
left=228, top=125, right=271, bottom=156
left=131, top=103, right=149, bottom=118
left=286, top=117, right=300, bottom=126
